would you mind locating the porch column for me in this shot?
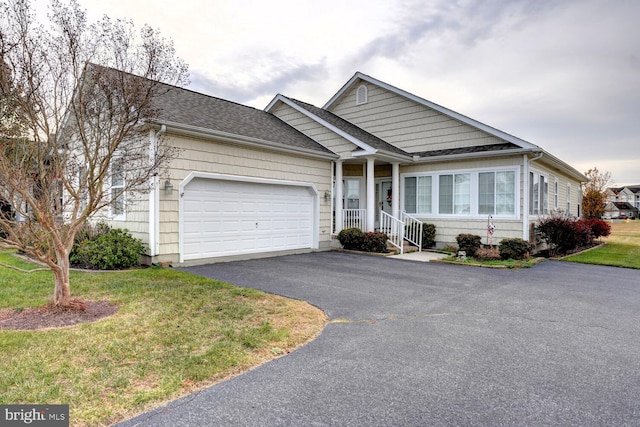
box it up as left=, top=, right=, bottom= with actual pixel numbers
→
left=366, top=157, right=375, bottom=232
left=391, top=162, right=400, bottom=219
left=335, top=160, right=343, bottom=233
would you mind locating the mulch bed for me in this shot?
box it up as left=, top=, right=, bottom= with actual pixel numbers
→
left=0, top=300, right=118, bottom=331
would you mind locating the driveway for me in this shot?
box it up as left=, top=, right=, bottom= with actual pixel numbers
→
left=118, top=252, right=640, bottom=426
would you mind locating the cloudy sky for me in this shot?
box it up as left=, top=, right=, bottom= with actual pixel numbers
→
left=36, top=0, right=639, bottom=185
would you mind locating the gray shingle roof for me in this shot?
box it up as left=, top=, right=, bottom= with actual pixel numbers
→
left=285, top=98, right=411, bottom=157
left=412, top=143, right=522, bottom=158
left=154, top=85, right=335, bottom=155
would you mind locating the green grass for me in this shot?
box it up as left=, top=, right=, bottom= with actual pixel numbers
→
left=564, top=221, right=640, bottom=269
left=0, top=254, right=326, bottom=426
left=441, top=255, right=539, bottom=269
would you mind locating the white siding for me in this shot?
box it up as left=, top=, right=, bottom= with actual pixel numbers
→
left=157, top=134, right=333, bottom=262
left=271, top=102, right=357, bottom=158
left=328, top=83, right=504, bottom=152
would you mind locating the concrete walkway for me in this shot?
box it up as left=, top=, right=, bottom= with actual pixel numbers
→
left=387, top=250, right=449, bottom=262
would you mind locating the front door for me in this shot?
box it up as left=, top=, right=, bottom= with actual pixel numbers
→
left=375, top=179, right=393, bottom=228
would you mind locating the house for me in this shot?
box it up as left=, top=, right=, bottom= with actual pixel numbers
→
left=100, top=71, right=587, bottom=265
left=604, top=186, right=640, bottom=218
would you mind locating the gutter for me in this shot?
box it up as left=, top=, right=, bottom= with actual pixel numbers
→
left=411, top=147, right=538, bottom=163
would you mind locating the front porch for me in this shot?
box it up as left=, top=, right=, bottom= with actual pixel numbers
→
left=331, top=158, right=424, bottom=254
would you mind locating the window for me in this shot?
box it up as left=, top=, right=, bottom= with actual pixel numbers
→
left=554, top=180, right=559, bottom=210
left=567, top=184, right=571, bottom=214
left=529, top=171, right=548, bottom=215
left=111, top=157, right=125, bottom=219
left=403, top=169, right=517, bottom=217
left=344, top=179, right=361, bottom=209
left=439, top=173, right=470, bottom=215
left=479, top=171, right=515, bottom=215
left=404, top=176, right=432, bottom=214
left=356, top=85, right=368, bottom=105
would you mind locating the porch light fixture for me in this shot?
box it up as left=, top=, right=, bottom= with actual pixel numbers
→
left=163, top=179, right=173, bottom=192
left=324, top=191, right=331, bottom=201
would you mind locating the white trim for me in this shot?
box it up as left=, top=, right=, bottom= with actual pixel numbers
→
left=178, top=172, right=319, bottom=263
left=400, top=165, right=521, bottom=219
left=266, top=95, right=377, bottom=154
left=356, top=84, right=368, bottom=105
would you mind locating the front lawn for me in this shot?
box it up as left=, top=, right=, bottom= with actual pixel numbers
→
left=564, top=221, right=640, bottom=269
left=0, top=251, right=326, bottom=426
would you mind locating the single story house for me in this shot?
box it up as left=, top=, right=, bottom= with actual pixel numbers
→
left=101, top=71, right=587, bottom=265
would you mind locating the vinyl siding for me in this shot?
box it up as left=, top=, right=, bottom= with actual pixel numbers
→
left=272, top=102, right=356, bottom=158
left=329, top=83, right=504, bottom=152
left=158, top=134, right=332, bottom=261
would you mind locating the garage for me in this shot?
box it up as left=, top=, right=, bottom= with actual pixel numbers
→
left=180, top=174, right=317, bottom=261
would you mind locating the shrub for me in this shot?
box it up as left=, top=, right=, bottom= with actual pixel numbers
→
left=499, top=238, right=534, bottom=260
left=361, top=232, right=388, bottom=253
left=421, top=223, right=437, bottom=249
left=337, top=228, right=365, bottom=250
left=71, top=225, right=145, bottom=270
left=475, top=247, right=501, bottom=261
left=537, top=213, right=594, bottom=256
left=456, top=234, right=482, bottom=257
left=580, top=218, right=611, bottom=240
left=337, top=228, right=388, bottom=253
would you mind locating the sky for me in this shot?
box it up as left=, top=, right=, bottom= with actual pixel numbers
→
left=34, top=0, right=640, bottom=186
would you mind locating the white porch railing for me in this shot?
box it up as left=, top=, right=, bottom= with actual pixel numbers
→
left=342, top=209, right=366, bottom=231
left=401, top=211, right=423, bottom=252
left=380, top=211, right=404, bottom=253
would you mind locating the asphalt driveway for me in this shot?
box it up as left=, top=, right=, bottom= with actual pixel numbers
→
left=118, top=252, right=640, bottom=426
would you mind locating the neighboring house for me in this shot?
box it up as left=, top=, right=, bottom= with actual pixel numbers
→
left=604, top=186, right=640, bottom=219
left=98, top=71, right=587, bottom=265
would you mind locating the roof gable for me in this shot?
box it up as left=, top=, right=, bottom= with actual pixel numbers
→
left=324, top=72, right=539, bottom=151
left=266, top=95, right=411, bottom=161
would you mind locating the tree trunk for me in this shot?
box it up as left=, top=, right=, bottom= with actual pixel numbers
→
left=53, top=249, right=72, bottom=306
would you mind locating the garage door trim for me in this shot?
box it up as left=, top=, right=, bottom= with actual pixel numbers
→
left=178, top=172, right=319, bottom=263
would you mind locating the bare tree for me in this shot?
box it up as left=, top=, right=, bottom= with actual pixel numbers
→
left=0, top=0, right=188, bottom=306
left=581, top=167, right=613, bottom=219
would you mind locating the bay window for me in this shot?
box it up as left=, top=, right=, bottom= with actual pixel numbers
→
left=402, top=169, right=517, bottom=217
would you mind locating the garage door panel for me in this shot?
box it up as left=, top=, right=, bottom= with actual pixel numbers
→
left=182, top=178, right=314, bottom=260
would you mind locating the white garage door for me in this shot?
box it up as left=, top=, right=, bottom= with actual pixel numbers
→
left=182, top=178, right=315, bottom=260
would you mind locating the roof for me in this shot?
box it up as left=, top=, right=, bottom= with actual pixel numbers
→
left=412, top=143, right=522, bottom=158
left=274, top=96, right=411, bottom=158
left=612, top=202, right=639, bottom=211
left=154, top=85, right=336, bottom=157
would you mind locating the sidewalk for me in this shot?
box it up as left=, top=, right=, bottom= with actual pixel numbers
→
left=387, top=250, right=449, bottom=262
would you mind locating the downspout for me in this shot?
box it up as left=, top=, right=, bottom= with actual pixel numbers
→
left=148, top=124, right=166, bottom=258
left=523, top=151, right=543, bottom=241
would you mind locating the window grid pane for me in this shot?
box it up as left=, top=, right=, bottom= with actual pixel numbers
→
left=439, top=175, right=453, bottom=214
left=478, top=172, right=495, bottom=215
left=454, top=174, right=470, bottom=214
left=496, top=171, right=515, bottom=215
left=417, top=176, right=432, bottom=214
left=404, top=177, right=417, bottom=213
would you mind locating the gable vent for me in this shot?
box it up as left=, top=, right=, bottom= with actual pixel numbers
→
left=356, top=84, right=368, bottom=105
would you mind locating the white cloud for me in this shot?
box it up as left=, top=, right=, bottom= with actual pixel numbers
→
left=33, top=0, right=640, bottom=185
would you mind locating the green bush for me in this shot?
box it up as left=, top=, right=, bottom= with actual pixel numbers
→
left=499, top=238, right=534, bottom=260
left=456, top=234, right=482, bottom=257
left=361, top=232, right=388, bottom=253
left=337, top=228, right=388, bottom=253
left=337, top=228, right=365, bottom=250
left=421, top=223, right=437, bottom=249
left=70, top=225, right=145, bottom=270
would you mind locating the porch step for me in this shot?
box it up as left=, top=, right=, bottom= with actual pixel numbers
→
left=387, top=241, right=420, bottom=253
